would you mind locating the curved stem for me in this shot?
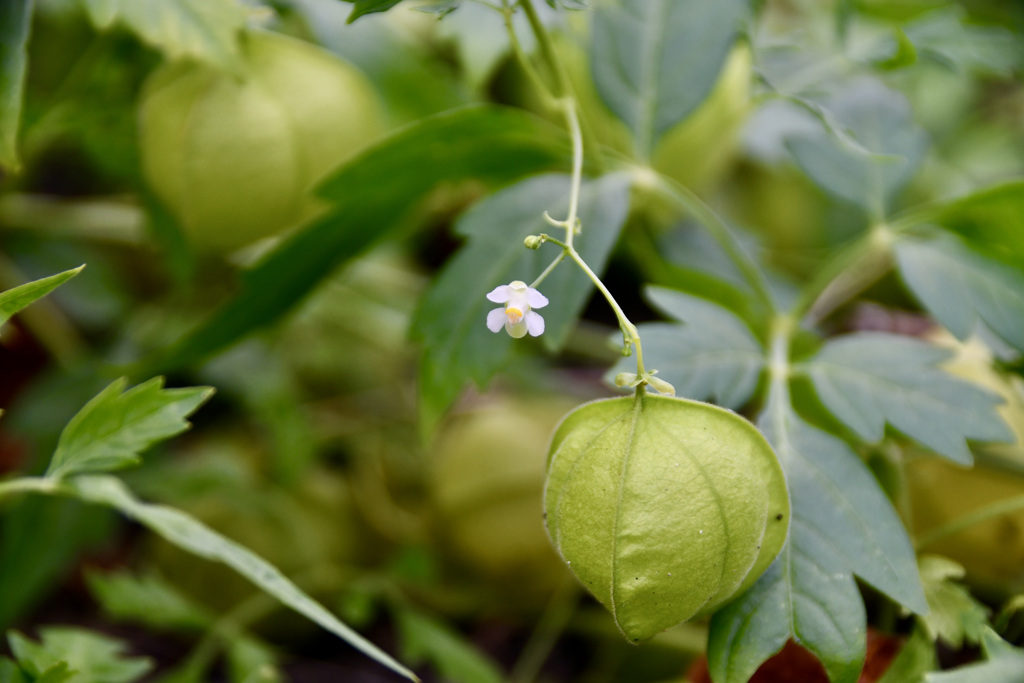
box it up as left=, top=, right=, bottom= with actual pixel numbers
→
left=790, top=222, right=893, bottom=324
left=500, top=0, right=558, bottom=111
left=650, top=173, right=775, bottom=313
left=916, top=493, right=1024, bottom=551
left=0, top=476, right=60, bottom=501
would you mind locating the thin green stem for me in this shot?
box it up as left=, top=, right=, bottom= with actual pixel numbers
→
left=0, top=476, right=61, bottom=501
left=562, top=97, right=584, bottom=249
left=518, top=0, right=571, bottom=98
left=916, top=493, right=1024, bottom=551
left=790, top=223, right=893, bottom=324
left=500, top=0, right=559, bottom=111
left=649, top=173, right=775, bottom=312
left=530, top=252, right=565, bottom=288
left=509, top=574, right=579, bottom=683
left=536, top=233, right=645, bottom=374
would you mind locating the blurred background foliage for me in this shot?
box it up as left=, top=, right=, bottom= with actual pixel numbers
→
left=0, top=0, right=1023, bottom=681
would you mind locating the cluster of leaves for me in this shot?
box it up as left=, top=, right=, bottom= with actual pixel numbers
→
left=1, top=0, right=1024, bottom=682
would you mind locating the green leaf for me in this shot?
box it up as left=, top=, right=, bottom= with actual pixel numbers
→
left=78, top=0, right=245, bottom=69
left=228, top=637, right=282, bottom=683
left=918, top=555, right=988, bottom=649
left=146, top=105, right=569, bottom=375
left=708, top=389, right=926, bottom=683
left=904, top=7, right=1024, bottom=76
left=923, top=180, right=1024, bottom=271
left=605, top=287, right=764, bottom=407
left=0, top=0, right=32, bottom=174
left=86, top=569, right=214, bottom=632
left=412, top=172, right=630, bottom=428
left=545, top=393, right=788, bottom=640
left=45, top=377, right=213, bottom=480
left=895, top=234, right=1024, bottom=354
left=800, top=332, right=1011, bottom=465
left=925, top=627, right=1024, bottom=683
left=590, top=0, right=748, bottom=159
left=0, top=657, right=29, bottom=683
left=8, top=627, right=152, bottom=683
left=65, top=475, right=419, bottom=682
left=346, top=0, right=405, bottom=23
left=785, top=77, right=928, bottom=211
left=876, top=625, right=937, bottom=683
left=393, top=606, right=503, bottom=683
left=0, top=266, right=84, bottom=330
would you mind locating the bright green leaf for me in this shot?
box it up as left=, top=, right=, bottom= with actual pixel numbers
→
left=394, top=606, right=503, bottom=683
left=65, top=475, right=418, bottom=682
left=78, top=0, right=245, bottom=69
left=545, top=393, right=788, bottom=640
left=413, top=172, right=630, bottom=428
left=786, top=77, right=928, bottom=211
left=8, top=627, right=152, bottom=683
left=895, top=234, right=1024, bottom=354
left=0, top=657, right=28, bottom=683
left=0, top=0, right=32, bottom=174
left=918, top=555, right=988, bottom=649
left=86, top=569, right=214, bottom=632
left=923, top=180, right=1024, bottom=271
left=876, top=625, right=937, bottom=683
left=708, top=389, right=927, bottom=683
left=228, top=637, right=282, bottom=683
left=45, top=377, right=213, bottom=480
left=0, top=266, right=84, bottom=331
left=925, top=627, right=1024, bottom=683
left=590, top=0, right=748, bottom=159
left=801, top=332, right=1011, bottom=464
left=605, top=287, right=764, bottom=407
left=147, top=105, right=569, bottom=375
left=346, top=0, right=405, bottom=23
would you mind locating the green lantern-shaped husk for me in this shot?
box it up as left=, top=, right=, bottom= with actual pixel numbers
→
left=544, top=392, right=789, bottom=640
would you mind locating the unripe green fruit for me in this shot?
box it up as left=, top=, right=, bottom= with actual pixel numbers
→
left=544, top=393, right=789, bottom=641
left=429, top=398, right=572, bottom=596
left=139, top=31, right=383, bottom=251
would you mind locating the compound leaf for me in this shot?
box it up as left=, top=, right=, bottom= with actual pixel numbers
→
left=708, top=389, right=926, bottom=683
left=896, top=233, right=1024, bottom=354
left=605, top=287, right=764, bottom=407
left=45, top=377, right=213, bottom=480
left=801, top=332, right=1012, bottom=465
left=8, top=627, right=152, bottom=683
left=926, top=628, right=1024, bottom=683
left=786, top=77, right=928, bottom=212
left=590, top=0, right=748, bottom=159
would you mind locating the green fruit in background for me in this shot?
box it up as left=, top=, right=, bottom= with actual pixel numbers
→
left=428, top=397, right=573, bottom=598
left=139, top=31, right=383, bottom=251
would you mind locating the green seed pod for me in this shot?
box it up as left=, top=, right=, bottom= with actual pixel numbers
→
left=139, top=31, right=383, bottom=251
left=544, top=393, right=789, bottom=640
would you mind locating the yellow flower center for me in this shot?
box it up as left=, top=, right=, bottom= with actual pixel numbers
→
left=505, top=306, right=524, bottom=324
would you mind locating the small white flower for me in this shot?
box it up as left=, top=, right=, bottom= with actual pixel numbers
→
left=485, top=280, right=548, bottom=338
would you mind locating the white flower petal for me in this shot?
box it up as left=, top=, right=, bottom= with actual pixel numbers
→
left=486, top=307, right=507, bottom=332
left=486, top=285, right=512, bottom=303
left=525, top=311, right=545, bottom=337
left=526, top=288, right=549, bottom=309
